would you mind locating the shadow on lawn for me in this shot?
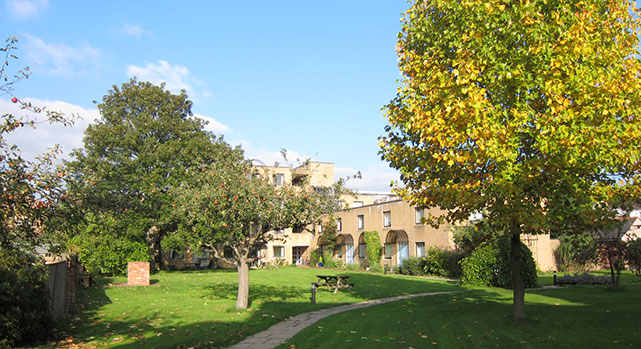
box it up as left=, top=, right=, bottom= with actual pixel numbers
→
left=46, top=271, right=519, bottom=348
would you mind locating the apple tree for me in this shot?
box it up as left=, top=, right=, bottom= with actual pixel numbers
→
left=167, top=158, right=348, bottom=310
left=67, top=79, right=236, bottom=272
left=380, top=0, right=641, bottom=319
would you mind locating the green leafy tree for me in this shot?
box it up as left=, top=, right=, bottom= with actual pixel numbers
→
left=380, top=0, right=641, bottom=319
left=67, top=79, right=234, bottom=271
left=169, top=158, right=348, bottom=309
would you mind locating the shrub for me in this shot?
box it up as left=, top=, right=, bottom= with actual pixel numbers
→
left=322, top=250, right=336, bottom=268
left=557, top=233, right=597, bottom=273
left=556, top=273, right=611, bottom=285
left=626, top=238, right=641, bottom=276
left=363, top=231, right=382, bottom=267
left=423, top=246, right=448, bottom=277
left=71, top=234, right=149, bottom=275
left=398, top=257, right=424, bottom=276
left=345, top=263, right=361, bottom=271
left=461, top=237, right=537, bottom=288
left=0, top=249, right=52, bottom=347
left=368, top=264, right=384, bottom=273
left=309, top=248, right=321, bottom=267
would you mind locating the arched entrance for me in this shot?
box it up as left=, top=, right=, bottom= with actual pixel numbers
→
left=336, top=234, right=355, bottom=265
left=385, top=230, right=409, bottom=267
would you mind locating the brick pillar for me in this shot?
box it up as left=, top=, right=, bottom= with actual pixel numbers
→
left=127, top=262, right=150, bottom=286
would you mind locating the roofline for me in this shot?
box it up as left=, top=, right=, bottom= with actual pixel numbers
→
left=339, top=198, right=405, bottom=212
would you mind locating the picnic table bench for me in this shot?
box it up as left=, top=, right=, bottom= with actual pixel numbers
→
left=313, top=275, right=355, bottom=294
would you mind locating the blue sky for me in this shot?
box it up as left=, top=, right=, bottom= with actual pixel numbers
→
left=2, top=0, right=411, bottom=192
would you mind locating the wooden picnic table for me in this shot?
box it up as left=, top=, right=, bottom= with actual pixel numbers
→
left=314, top=275, right=354, bottom=293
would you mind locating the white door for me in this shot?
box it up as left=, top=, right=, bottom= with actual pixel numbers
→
left=398, top=242, right=409, bottom=266
left=346, top=243, right=354, bottom=265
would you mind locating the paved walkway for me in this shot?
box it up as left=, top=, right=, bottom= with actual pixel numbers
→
left=228, top=291, right=462, bottom=349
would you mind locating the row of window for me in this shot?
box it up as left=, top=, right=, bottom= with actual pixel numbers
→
left=336, top=208, right=426, bottom=231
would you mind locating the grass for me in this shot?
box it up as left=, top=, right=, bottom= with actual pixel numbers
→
left=40, top=267, right=461, bottom=348
left=281, top=271, right=641, bottom=348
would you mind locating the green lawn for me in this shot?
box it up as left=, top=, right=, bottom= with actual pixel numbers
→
left=41, top=267, right=461, bottom=348
left=282, top=272, right=641, bottom=348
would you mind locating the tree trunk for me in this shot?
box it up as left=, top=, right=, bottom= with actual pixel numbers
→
left=511, top=233, right=526, bottom=320
left=236, top=257, right=250, bottom=310
left=146, top=225, right=160, bottom=271
left=607, top=246, right=618, bottom=288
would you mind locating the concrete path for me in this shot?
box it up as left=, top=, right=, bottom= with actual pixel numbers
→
left=228, top=291, right=462, bottom=349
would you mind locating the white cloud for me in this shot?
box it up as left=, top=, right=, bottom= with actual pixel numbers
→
left=1, top=97, right=99, bottom=161
left=22, top=33, right=100, bottom=76
left=5, top=0, right=48, bottom=20
left=335, top=162, right=400, bottom=192
left=234, top=140, right=308, bottom=167
left=120, top=23, right=146, bottom=38
left=126, top=60, right=201, bottom=98
left=193, top=113, right=230, bottom=134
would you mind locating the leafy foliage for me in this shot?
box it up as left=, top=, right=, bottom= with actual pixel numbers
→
left=398, top=256, right=423, bottom=276
left=557, top=233, right=598, bottom=273
left=380, top=0, right=641, bottom=318
left=1, top=36, right=72, bottom=252
left=363, top=230, right=382, bottom=267
left=626, top=237, right=641, bottom=276
left=422, top=246, right=449, bottom=277
left=461, top=238, right=537, bottom=288
left=67, top=79, right=228, bottom=270
left=169, top=156, right=348, bottom=309
left=0, top=249, right=52, bottom=347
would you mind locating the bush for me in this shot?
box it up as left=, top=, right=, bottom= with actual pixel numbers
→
left=423, top=246, right=448, bottom=277
left=363, top=231, right=382, bottom=267
left=556, top=272, right=611, bottom=285
left=557, top=233, right=597, bottom=273
left=627, top=238, right=641, bottom=276
left=398, top=257, right=424, bottom=276
left=461, top=237, right=537, bottom=288
left=0, top=250, right=52, bottom=347
left=322, top=250, right=336, bottom=268
left=368, top=264, right=384, bottom=273
left=345, top=263, right=361, bottom=271
left=309, top=248, right=321, bottom=266
left=71, top=234, right=150, bottom=275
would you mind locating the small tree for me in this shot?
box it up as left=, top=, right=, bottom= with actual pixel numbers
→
left=363, top=230, right=382, bottom=268
left=169, top=157, right=348, bottom=309
left=0, top=36, right=72, bottom=346
left=626, top=237, right=641, bottom=276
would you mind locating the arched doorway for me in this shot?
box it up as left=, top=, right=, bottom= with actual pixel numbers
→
left=336, top=234, right=355, bottom=265
left=385, top=230, right=409, bottom=267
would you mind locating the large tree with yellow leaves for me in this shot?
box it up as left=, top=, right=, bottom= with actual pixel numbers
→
left=380, top=0, right=641, bottom=319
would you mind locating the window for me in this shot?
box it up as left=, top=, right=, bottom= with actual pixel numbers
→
left=317, top=224, right=323, bottom=233
left=169, top=250, right=184, bottom=259
left=273, top=173, right=284, bottom=186
left=358, top=243, right=366, bottom=258
left=337, top=218, right=342, bottom=232
left=353, top=201, right=364, bottom=207
left=293, top=224, right=304, bottom=234
left=384, top=243, right=393, bottom=259
left=415, top=208, right=425, bottom=225
left=357, top=215, right=364, bottom=229
left=416, top=242, right=425, bottom=258
left=224, top=246, right=234, bottom=258
left=383, top=211, right=391, bottom=227
left=273, top=245, right=285, bottom=258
